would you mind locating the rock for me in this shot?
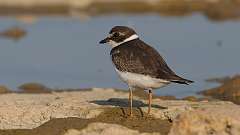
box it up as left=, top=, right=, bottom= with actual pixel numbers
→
left=200, top=75, right=240, bottom=104
left=0, top=88, right=235, bottom=131
left=158, top=96, right=177, bottom=100
left=0, top=27, right=26, bottom=40
left=64, top=123, right=160, bottom=135
left=169, top=104, right=240, bottom=135
left=0, top=88, right=127, bottom=129
left=182, top=96, right=198, bottom=101
left=18, top=82, right=50, bottom=93
left=143, top=99, right=233, bottom=121
left=205, top=76, right=232, bottom=84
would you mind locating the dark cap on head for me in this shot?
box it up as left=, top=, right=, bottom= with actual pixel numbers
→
left=99, top=26, right=137, bottom=44
left=109, top=26, right=136, bottom=35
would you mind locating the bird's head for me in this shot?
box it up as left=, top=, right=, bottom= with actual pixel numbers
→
left=99, top=26, right=139, bottom=48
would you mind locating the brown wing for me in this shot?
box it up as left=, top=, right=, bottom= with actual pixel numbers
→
left=110, top=39, right=182, bottom=81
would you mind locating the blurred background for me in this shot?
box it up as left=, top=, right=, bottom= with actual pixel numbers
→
left=0, top=0, right=239, bottom=98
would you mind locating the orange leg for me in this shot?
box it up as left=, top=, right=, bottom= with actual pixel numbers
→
left=148, top=89, right=152, bottom=115
left=129, top=88, right=133, bottom=117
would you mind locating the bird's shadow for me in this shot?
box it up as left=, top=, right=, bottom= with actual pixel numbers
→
left=90, top=98, right=167, bottom=109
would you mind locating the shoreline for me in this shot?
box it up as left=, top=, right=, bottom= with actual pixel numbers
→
left=0, top=0, right=239, bottom=21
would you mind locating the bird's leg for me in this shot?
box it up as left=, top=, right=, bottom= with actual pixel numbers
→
left=128, top=87, right=133, bottom=117
left=148, top=89, right=152, bottom=115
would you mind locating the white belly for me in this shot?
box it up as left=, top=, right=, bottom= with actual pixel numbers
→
left=115, top=69, right=170, bottom=89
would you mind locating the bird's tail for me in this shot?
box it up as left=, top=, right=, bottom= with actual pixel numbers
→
left=170, top=76, right=194, bottom=85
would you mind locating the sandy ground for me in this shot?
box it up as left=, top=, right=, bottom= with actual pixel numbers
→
left=0, top=87, right=239, bottom=135
left=0, top=108, right=171, bottom=135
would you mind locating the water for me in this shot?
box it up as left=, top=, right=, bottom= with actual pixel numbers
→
left=0, top=14, right=239, bottom=98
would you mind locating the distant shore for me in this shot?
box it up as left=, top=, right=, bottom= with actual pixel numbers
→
left=0, top=0, right=239, bottom=21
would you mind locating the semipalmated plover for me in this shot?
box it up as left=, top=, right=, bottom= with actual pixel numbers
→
left=100, top=26, right=193, bottom=116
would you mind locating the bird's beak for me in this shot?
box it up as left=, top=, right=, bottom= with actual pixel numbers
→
left=99, top=37, right=110, bottom=44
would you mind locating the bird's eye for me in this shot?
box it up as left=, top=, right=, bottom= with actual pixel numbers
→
left=113, top=32, right=119, bottom=37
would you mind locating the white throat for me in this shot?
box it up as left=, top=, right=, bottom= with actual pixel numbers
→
left=108, top=34, right=139, bottom=48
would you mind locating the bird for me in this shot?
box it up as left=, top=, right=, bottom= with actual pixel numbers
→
left=99, top=26, right=193, bottom=116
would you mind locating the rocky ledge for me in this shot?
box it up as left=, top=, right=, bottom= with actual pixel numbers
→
left=0, top=88, right=239, bottom=135
left=200, top=75, right=240, bottom=105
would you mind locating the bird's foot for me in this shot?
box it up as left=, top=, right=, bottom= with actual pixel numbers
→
left=128, top=112, right=133, bottom=117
